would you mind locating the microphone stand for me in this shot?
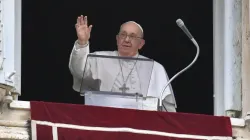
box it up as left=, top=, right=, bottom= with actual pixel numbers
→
left=159, top=38, right=200, bottom=111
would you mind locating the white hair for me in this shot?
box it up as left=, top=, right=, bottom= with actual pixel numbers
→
left=120, top=21, right=144, bottom=36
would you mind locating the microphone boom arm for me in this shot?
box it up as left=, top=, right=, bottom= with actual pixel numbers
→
left=159, top=38, right=200, bottom=111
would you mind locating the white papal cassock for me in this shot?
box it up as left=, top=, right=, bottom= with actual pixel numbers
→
left=69, top=41, right=177, bottom=112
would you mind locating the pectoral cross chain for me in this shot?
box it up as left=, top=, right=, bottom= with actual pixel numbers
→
left=119, top=84, right=129, bottom=93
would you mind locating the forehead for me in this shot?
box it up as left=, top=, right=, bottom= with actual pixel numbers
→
left=120, top=22, right=142, bottom=35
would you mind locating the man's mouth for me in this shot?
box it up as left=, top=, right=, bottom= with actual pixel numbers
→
left=122, top=44, right=131, bottom=48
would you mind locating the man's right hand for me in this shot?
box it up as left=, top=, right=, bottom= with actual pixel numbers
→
left=75, top=15, right=93, bottom=46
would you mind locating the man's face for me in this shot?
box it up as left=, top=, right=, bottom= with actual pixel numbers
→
left=116, top=22, right=145, bottom=56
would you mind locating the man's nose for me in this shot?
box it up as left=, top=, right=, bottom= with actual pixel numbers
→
left=125, top=36, right=131, bottom=42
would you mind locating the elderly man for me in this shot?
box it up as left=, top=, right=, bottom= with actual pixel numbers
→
left=69, top=15, right=176, bottom=112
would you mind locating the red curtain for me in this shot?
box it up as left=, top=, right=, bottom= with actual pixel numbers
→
left=30, top=101, right=232, bottom=140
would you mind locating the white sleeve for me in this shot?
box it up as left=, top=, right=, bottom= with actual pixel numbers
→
left=68, top=40, right=90, bottom=91
left=162, top=94, right=177, bottom=112
left=162, top=67, right=177, bottom=112
left=150, top=62, right=177, bottom=112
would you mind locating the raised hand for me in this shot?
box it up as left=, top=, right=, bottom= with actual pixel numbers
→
left=75, top=15, right=93, bottom=45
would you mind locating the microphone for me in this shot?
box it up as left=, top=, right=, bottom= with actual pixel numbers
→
left=176, top=19, right=193, bottom=39
left=158, top=19, right=200, bottom=111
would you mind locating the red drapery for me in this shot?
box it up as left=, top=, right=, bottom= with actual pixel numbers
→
left=30, top=101, right=232, bottom=140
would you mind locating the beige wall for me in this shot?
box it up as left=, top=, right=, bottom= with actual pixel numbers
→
left=242, top=0, right=250, bottom=118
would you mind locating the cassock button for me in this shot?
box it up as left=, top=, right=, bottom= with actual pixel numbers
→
left=128, top=63, right=133, bottom=67
left=131, top=77, right=135, bottom=81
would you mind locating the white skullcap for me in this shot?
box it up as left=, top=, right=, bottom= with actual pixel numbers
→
left=121, top=21, right=144, bottom=36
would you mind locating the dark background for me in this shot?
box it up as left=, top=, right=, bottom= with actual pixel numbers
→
left=20, top=1, right=213, bottom=115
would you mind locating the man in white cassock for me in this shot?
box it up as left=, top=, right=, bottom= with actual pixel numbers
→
left=69, top=15, right=177, bottom=112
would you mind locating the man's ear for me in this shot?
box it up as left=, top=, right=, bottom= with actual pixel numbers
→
left=116, top=35, right=119, bottom=41
left=138, top=39, right=145, bottom=49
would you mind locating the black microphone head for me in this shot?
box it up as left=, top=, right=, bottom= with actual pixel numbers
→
left=176, top=19, right=184, bottom=28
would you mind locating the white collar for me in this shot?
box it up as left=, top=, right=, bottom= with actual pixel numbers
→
left=116, top=51, right=139, bottom=58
